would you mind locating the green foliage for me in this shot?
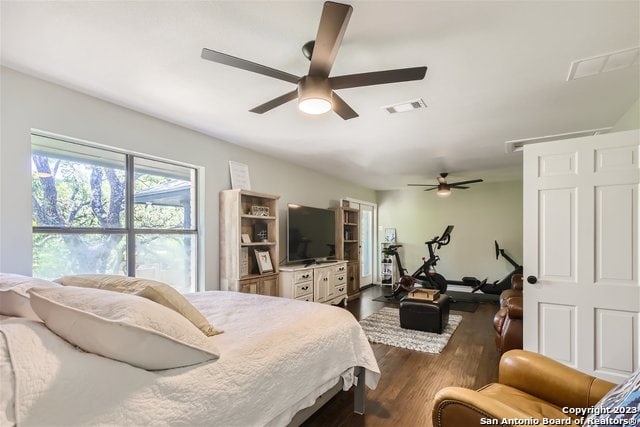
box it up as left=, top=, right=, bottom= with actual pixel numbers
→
left=32, top=154, right=194, bottom=283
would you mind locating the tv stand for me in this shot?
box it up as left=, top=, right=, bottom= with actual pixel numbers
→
left=279, top=261, right=348, bottom=306
left=302, top=259, right=337, bottom=267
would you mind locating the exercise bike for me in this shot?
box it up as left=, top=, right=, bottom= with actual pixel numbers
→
left=470, top=240, right=522, bottom=294
left=383, top=225, right=454, bottom=300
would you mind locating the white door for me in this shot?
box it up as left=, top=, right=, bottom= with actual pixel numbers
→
left=360, top=204, right=374, bottom=286
left=523, top=129, right=639, bottom=383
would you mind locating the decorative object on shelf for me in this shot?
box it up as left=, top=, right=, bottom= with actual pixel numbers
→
left=255, top=250, right=273, bottom=274
left=228, top=161, right=251, bottom=190
left=253, top=222, right=268, bottom=242
left=251, top=206, right=270, bottom=217
left=240, top=247, right=249, bottom=276
left=384, top=228, right=396, bottom=243
left=241, top=234, right=252, bottom=243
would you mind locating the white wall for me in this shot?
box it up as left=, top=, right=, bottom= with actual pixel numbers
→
left=0, top=67, right=375, bottom=290
left=612, top=98, right=640, bottom=132
left=377, top=180, right=523, bottom=285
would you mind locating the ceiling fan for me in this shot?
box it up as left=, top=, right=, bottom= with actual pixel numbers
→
left=408, top=173, right=484, bottom=197
left=200, top=1, right=427, bottom=120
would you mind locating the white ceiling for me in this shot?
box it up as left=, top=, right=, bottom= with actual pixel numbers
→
left=2, top=1, right=639, bottom=190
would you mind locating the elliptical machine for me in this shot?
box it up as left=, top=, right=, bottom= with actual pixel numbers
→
left=470, top=240, right=522, bottom=294
left=383, top=225, right=454, bottom=300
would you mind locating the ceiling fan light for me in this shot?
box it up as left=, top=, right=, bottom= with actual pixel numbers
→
left=437, top=187, right=451, bottom=197
left=298, top=76, right=332, bottom=115
left=299, top=97, right=332, bottom=115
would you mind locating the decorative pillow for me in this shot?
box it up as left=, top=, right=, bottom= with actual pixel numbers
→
left=584, top=368, right=640, bottom=425
left=54, top=275, right=222, bottom=336
left=0, top=273, right=62, bottom=320
left=29, top=286, right=220, bottom=370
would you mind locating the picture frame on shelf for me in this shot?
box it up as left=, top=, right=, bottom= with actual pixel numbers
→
left=255, top=249, right=273, bottom=274
left=241, top=233, right=252, bottom=243
left=228, top=160, right=251, bottom=190
left=384, top=228, right=397, bottom=243
left=253, top=222, right=268, bottom=242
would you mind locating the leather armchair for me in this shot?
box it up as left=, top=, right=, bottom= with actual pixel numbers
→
left=499, top=273, right=523, bottom=306
left=493, top=274, right=523, bottom=354
left=432, top=350, right=616, bottom=427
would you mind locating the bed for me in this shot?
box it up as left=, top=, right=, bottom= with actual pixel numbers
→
left=0, top=289, right=380, bottom=426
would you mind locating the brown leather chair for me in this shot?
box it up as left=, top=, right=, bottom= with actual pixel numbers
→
left=432, top=350, right=616, bottom=427
left=493, top=274, right=523, bottom=354
left=499, top=273, right=523, bottom=306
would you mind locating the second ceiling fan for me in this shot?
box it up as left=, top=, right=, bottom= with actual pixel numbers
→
left=201, top=1, right=427, bottom=120
left=408, top=173, right=484, bottom=197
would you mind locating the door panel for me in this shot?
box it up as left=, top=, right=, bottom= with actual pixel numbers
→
left=539, top=303, right=576, bottom=366
left=524, top=129, right=640, bottom=383
left=595, top=309, right=637, bottom=376
left=539, top=188, right=576, bottom=280
left=595, top=185, right=636, bottom=283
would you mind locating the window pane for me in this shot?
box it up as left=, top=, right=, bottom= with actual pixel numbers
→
left=32, top=233, right=127, bottom=279
left=136, top=234, right=196, bottom=293
left=31, top=135, right=126, bottom=228
left=134, top=158, right=196, bottom=230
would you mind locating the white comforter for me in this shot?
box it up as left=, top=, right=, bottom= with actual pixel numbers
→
left=0, top=291, right=380, bottom=426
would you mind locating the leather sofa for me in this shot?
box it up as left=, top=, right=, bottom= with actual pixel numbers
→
left=432, top=350, right=616, bottom=427
left=493, top=274, right=523, bottom=354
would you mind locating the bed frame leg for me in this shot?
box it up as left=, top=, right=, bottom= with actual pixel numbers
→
left=354, top=367, right=365, bottom=415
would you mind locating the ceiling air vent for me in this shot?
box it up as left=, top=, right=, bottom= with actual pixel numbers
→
left=383, top=98, right=427, bottom=114
left=504, top=128, right=612, bottom=153
left=567, top=47, right=639, bottom=81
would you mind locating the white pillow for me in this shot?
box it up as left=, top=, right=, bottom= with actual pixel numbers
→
left=0, top=273, right=61, bottom=320
left=54, top=275, right=222, bottom=336
left=29, top=286, right=220, bottom=370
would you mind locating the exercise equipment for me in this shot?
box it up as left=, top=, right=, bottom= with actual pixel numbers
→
left=470, top=240, right=522, bottom=294
left=384, top=225, right=454, bottom=299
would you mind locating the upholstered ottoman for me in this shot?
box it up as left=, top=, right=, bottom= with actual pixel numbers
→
left=399, top=294, right=450, bottom=334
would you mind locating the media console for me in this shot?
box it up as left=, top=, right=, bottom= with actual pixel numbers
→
left=279, top=261, right=348, bottom=306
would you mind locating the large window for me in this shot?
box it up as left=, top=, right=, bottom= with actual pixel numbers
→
left=31, top=134, right=198, bottom=292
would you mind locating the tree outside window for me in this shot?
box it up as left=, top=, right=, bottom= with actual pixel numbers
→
left=31, top=134, right=198, bottom=293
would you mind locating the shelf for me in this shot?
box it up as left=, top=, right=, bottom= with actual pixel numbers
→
left=344, top=240, right=358, bottom=243
left=241, top=242, right=277, bottom=246
left=241, top=214, right=277, bottom=220
left=344, top=223, right=358, bottom=226
left=240, top=272, right=278, bottom=280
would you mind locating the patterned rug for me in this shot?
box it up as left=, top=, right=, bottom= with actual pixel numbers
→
left=359, top=307, right=462, bottom=354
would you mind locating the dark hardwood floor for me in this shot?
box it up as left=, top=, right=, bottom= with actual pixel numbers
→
left=303, top=285, right=501, bottom=427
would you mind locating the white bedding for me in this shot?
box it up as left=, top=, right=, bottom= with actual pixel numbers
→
left=0, top=291, right=379, bottom=426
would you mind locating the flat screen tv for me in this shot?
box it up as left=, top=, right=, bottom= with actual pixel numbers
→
left=287, top=204, right=336, bottom=264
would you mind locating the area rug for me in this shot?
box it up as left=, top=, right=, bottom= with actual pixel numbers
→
left=372, top=294, right=479, bottom=312
left=359, top=307, right=462, bottom=354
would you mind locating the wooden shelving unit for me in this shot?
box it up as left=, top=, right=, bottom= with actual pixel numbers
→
left=220, top=189, right=280, bottom=296
left=334, top=206, right=360, bottom=299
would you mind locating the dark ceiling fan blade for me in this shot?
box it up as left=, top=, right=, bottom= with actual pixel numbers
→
left=447, top=179, right=484, bottom=186
left=407, top=184, right=438, bottom=187
left=308, top=2, right=353, bottom=77
left=201, top=48, right=300, bottom=84
left=249, top=90, right=298, bottom=114
left=424, top=187, right=438, bottom=192
left=450, top=185, right=470, bottom=189
left=329, top=67, right=427, bottom=89
left=331, top=92, right=358, bottom=120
